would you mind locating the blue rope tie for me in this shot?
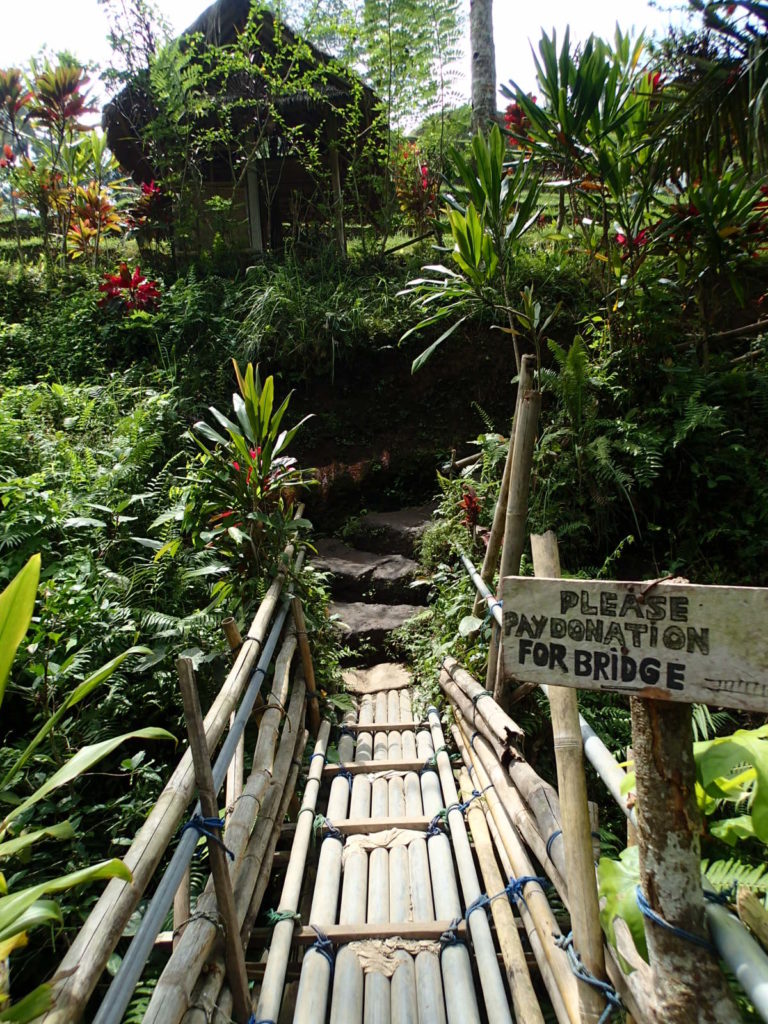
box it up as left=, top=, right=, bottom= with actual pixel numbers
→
left=339, top=724, right=355, bottom=739
left=250, top=1017, right=273, bottom=1024
left=469, top=731, right=480, bottom=752
left=426, top=705, right=439, bottom=717
left=635, top=887, right=717, bottom=954
left=506, top=875, right=550, bottom=912
left=483, top=599, right=503, bottom=626
left=338, top=766, right=354, bottom=791
left=705, top=885, right=736, bottom=906
left=426, top=814, right=446, bottom=838
left=309, top=924, right=335, bottom=973
left=309, top=751, right=327, bottom=765
left=546, top=829, right=601, bottom=860
left=314, top=814, right=344, bottom=843
left=264, top=908, right=301, bottom=928
left=180, top=815, right=234, bottom=861
left=464, top=892, right=491, bottom=923
left=439, top=916, right=464, bottom=951
left=555, top=931, right=622, bottom=1024
left=471, top=689, right=493, bottom=708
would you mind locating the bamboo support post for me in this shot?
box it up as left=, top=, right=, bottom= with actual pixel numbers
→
left=291, top=595, right=320, bottom=735
left=254, top=720, right=331, bottom=1023
left=472, top=360, right=530, bottom=617
left=425, top=708, right=513, bottom=1024
left=41, top=542, right=302, bottom=1024
left=531, top=531, right=607, bottom=1024
left=188, top=721, right=308, bottom=1024
left=458, top=766, right=545, bottom=1024
left=177, top=658, right=251, bottom=1024
left=488, top=354, right=539, bottom=702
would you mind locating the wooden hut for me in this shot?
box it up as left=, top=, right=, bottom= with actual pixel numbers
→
left=103, top=0, right=382, bottom=253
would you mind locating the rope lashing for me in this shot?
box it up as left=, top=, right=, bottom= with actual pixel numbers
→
left=309, top=924, right=335, bottom=973
left=309, top=750, right=327, bottom=766
left=420, top=745, right=459, bottom=776
left=264, top=908, right=301, bottom=928
left=426, top=705, right=440, bottom=717
left=425, top=814, right=446, bottom=838
left=555, top=931, right=622, bottom=1024
left=436, top=787, right=494, bottom=828
left=469, top=731, right=480, bottom=752
left=545, top=829, right=602, bottom=861
left=313, top=814, right=344, bottom=843
left=705, top=885, right=737, bottom=906
left=338, top=766, right=354, bottom=791
left=506, top=875, right=550, bottom=912
left=471, top=689, right=493, bottom=708
left=635, top=886, right=717, bottom=954
left=464, top=892, right=492, bottom=923
left=339, top=724, right=356, bottom=739
left=439, top=916, right=464, bottom=951
left=483, top=599, right=503, bottom=626
left=180, top=815, right=234, bottom=861
left=250, top=1017, right=273, bottom=1024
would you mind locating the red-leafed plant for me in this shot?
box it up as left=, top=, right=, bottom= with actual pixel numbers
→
left=99, top=263, right=161, bottom=312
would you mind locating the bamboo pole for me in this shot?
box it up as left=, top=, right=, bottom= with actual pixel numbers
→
left=531, top=531, right=606, bottom=1024
left=487, top=354, right=539, bottom=702
left=415, top=727, right=481, bottom=1024
left=442, top=656, right=523, bottom=747
left=40, top=544, right=301, bottom=1024
left=254, top=720, right=331, bottom=1022
left=145, top=629, right=299, bottom=1024
left=458, top=766, right=545, bottom=1024
left=177, top=658, right=251, bottom=1024
left=472, top=363, right=529, bottom=617
left=452, top=716, right=580, bottom=1023
left=291, top=595, right=320, bottom=735
left=425, top=708, right=513, bottom=1024
left=185, top=718, right=308, bottom=1024
left=481, top=790, right=571, bottom=1024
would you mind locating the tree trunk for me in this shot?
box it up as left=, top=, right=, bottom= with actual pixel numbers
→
left=470, top=0, right=496, bottom=135
left=630, top=699, right=741, bottom=1024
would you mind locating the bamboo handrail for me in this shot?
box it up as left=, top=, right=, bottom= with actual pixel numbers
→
left=39, top=532, right=305, bottom=1024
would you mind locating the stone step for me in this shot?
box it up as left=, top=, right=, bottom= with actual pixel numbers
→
left=312, top=538, right=428, bottom=605
left=343, top=504, right=436, bottom=558
left=342, top=662, right=411, bottom=694
left=331, top=601, right=423, bottom=660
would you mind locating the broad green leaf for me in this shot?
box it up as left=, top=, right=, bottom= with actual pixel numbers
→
left=0, top=646, right=151, bottom=792
left=0, top=822, right=75, bottom=859
left=0, top=554, right=40, bottom=706
left=0, top=860, right=130, bottom=941
left=412, top=317, right=469, bottom=373
left=1, top=728, right=175, bottom=831
left=709, top=815, right=756, bottom=846
left=0, top=982, right=53, bottom=1023
left=458, top=615, right=483, bottom=638
left=694, top=726, right=768, bottom=841
left=597, top=845, right=647, bottom=968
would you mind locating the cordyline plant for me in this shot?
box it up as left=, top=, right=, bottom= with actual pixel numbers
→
left=179, top=362, right=315, bottom=603
left=99, top=262, right=161, bottom=311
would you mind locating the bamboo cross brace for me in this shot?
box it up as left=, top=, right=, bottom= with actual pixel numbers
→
left=177, top=658, right=251, bottom=1024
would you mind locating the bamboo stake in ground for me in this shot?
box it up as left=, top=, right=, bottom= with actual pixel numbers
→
left=630, top=697, right=741, bottom=1023
left=530, top=531, right=607, bottom=1024
left=291, top=595, right=320, bottom=735
left=487, top=354, right=539, bottom=703
left=458, top=767, right=545, bottom=1024
left=177, top=657, right=251, bottom=1024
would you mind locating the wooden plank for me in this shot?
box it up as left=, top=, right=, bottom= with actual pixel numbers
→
left=323, top=759, right=424, bottom=777
left=341, top=722, right=423, bottom=734
left=247, top=920, right=468, bottom=948
left=502, top=575, right=768, bottom=712
left=319, top=815, right=433, bottom=835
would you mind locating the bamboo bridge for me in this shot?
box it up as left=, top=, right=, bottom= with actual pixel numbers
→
left=33, top=365, right=768, bottom=1023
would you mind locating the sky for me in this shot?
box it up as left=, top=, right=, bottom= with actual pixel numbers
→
left=1, top=0, right=694, bottom=107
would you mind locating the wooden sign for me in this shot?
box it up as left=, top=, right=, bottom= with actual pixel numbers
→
left=501, top=576, right=768, bottom=712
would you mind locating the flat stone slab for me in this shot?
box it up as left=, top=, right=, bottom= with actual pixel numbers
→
left=313, top=538, right=427, bottom=604
left=342, top=662, right=412, bottom=695
left=345, top=504, right=437, bottom=557
left=331, top=601, right=423, bottom=656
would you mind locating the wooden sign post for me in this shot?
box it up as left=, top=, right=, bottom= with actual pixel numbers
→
left=501, top=576, right=768, bottom=711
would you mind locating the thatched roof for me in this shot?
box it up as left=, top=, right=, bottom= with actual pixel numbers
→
left=103, top=0, right=379, bottom=183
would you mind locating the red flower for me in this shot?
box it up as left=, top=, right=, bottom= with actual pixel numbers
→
left=99, top=262, right=161, bottom=312
left=459, top=487, right=481, bottom=529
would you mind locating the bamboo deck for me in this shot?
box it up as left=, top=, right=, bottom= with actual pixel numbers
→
left=250, top=680, right=517, bottom=1023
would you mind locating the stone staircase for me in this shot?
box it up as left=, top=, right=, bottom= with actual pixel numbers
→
left=312, top=504, right=434, bottom=662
